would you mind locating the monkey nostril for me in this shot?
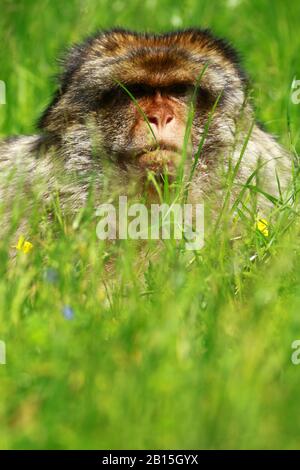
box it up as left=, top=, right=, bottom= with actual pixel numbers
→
left=148, top=116, right=159, bottom=127
left=165, top=115, right=174, bottom=125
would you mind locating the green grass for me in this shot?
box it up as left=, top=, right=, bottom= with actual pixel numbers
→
left=1, top=0, right=300, bottom=450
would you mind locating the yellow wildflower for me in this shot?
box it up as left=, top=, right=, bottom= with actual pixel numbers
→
left=15, top=236, right=33, bottom=253
left=256, top=218, right=269, bottom=237
left=16, top=235, right=25, bottom=251
left=22, top=241, right=33, bottom=253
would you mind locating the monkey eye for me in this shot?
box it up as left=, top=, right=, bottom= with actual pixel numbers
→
left=166, top=84, right=194, bottom=98
left=124, top=84, right=154, bottom=99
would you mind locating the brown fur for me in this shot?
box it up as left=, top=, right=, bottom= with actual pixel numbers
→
left=0, top=28, right=292, bottom=215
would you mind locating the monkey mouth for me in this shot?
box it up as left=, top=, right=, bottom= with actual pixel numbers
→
left=136, top=145, right=183, bottom=176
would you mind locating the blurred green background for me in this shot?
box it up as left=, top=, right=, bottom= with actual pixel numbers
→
left=0, top=0, right=300, bottom=450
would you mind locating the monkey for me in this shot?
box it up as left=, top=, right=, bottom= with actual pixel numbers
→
left=0, top=28, right=292, bottom=220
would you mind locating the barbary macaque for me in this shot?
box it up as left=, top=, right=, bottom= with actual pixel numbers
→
left=0, top=28, right=292, bottom=212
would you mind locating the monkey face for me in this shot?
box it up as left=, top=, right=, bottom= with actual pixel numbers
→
left=39, top=29, right=248, bottom=178
left=96, top=82, right=195, bottom=175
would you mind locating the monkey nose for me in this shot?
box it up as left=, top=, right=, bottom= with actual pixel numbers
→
left=148, top=111, right=174, bottom=130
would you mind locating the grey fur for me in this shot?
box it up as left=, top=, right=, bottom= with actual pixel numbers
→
left=0, top=29, right=292, bottom=217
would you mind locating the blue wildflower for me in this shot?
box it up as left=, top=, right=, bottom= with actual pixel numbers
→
left=62, top=305, right=74, bottom=320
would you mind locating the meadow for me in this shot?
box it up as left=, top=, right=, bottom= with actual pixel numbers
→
left=0, top=0, right=300, bottom=449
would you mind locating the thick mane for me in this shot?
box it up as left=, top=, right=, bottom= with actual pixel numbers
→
left=38, top=28, right=247, bottom=131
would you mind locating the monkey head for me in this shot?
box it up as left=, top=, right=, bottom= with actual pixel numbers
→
left=39, top=29, right=249, bottom=178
